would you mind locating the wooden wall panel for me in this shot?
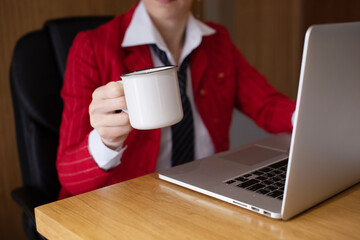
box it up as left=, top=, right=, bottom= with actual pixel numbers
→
left=302, top=0, right=360, bottom=36
left=233, top=0, right=302, bottom=100
left=231, top=0, right=360, bottom=100
left=0, top=1, right=137, bottom=239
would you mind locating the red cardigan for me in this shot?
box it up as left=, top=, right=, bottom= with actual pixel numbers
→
left=57, top=5, right=296, bottom=199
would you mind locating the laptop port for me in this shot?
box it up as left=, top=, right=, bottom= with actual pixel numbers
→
left=251, top=207, right=259, bottom=212
left=232, top=201, right=246, bottom=208
left=263, top=211, right=271, bottom=216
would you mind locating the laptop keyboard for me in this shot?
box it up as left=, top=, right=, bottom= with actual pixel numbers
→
left=225, top=159, right=288, bottom=200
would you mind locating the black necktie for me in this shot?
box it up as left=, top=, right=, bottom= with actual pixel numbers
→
left=150, top=44, right=194, bottom=166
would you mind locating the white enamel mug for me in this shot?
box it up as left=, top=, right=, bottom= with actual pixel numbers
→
left=119, top=66, right=183, bottom=130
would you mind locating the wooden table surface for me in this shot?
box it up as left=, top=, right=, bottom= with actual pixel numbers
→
left=35, top=173, right=360, bottom=240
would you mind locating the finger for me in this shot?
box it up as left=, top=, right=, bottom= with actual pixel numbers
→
left=91, top=111, right=130, bottom=128
left=97, top=125, right=133, bottom=137
left=89, top=96, right=127, bottom=115
left=92, top=81, right=125, bottom=100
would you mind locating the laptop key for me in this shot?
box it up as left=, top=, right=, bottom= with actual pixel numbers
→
left=272, top=170, right=283, bottom=175
left=271, top=177, right=282, bottom=182
left=280, top=166, right=287, bottom=171
left=269, top=159, right=288, bottom=169
left=237, top=179, right=259, bottom=188
left=225, top=180, right=236, bottom=184
left=266, top=185, right=278, bottom=191
left=267, top=190, right=283, bottom=198
left=274, top=182, right=285, bottom=188
left=252, top=171, right=264, bottom=176
left=256, top=189, right=271, bottom=195
left=255, top=176, right=267, bottom=181
left=261, top=167, right=272, bottom=173
left=262, top=180, right=273, bottom=185
left=235, top=177, right=247, bottom=182
left=247, top=183, right=266, bottom=191
left=263, top=172, right=275, bottom=178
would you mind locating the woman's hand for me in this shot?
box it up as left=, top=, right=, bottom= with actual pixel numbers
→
left=89, top=81, right=133, bottom=150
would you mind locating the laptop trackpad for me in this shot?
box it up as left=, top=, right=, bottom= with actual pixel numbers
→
left=221, top=145, right=285, bottom=166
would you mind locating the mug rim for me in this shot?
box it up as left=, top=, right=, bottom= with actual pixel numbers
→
left=120, top=65, right=176, bottom=77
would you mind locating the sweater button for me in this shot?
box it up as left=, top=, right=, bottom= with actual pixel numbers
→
left=199, top=89, right=207, bottom=96
left=216, top=72, right=225, bottom=84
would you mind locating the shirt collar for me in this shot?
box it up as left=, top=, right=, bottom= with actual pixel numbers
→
left=122, top=1, right=215, bottom=64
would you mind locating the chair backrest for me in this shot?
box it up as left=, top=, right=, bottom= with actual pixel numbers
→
left=10, top=16, right=112, bottom=201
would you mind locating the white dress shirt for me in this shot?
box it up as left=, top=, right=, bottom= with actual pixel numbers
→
left=88, top=2, right=216, bottom=171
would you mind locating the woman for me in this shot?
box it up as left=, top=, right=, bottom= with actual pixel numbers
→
left=57, top=0, right=295, bottom=199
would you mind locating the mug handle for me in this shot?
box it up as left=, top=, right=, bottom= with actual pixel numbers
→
left=117, top=80, right=128, bottom=114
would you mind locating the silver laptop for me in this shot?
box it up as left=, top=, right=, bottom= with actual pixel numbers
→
left=158, top=22, right=360, bottom=220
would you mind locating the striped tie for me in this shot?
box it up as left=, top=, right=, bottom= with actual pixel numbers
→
left=150, top=44, right=194, bottom=166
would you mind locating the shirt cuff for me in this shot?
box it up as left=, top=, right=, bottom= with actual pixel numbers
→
left=88, top=129, right=125, bottom=171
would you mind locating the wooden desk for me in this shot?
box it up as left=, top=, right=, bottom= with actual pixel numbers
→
left=35, top=174, right=360, bottom=239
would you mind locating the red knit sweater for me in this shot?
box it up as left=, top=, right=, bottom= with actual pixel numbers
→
left=57, top=5, right=296, bottom=199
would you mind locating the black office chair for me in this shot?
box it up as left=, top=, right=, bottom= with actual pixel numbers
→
left=10, top=16, right=112, bottom=240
